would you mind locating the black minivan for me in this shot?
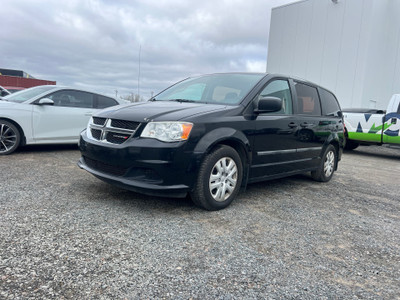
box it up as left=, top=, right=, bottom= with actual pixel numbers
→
left=78, top=73, right=344, bottom=210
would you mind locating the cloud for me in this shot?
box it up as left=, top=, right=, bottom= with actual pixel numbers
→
left=0, top=0, right=296, bottom=98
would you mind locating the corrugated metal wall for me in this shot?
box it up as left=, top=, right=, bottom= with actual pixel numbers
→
left=267, top=0, right=400, bottom=109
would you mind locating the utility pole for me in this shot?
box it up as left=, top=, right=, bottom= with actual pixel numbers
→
left=138, top=44, right=141, bottom=97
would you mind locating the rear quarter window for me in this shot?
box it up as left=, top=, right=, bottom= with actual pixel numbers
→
left=294, top=82, right=321, bottom=116
left=97, top=95, right=118, bottom=109
left=319, top=88, right=341, bottom=117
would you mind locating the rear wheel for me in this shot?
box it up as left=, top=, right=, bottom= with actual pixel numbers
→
left=344, top=139, right=359, bottom=150
left=0, top=120, right=21, bottom=155
left=311, top=144, right=337, bottom=182
left=190, top=145, right=243, bottom=211
left=344, top=129, right=359, bottom=150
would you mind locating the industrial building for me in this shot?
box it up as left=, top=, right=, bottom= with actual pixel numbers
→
left=0, top=68, right=55, bottom=91
left=267, top=0, right=400, bottom=109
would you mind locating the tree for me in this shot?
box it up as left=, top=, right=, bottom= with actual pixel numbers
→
left=120, top=93, right=145, bottom=103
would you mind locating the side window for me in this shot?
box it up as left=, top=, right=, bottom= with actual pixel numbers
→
left=319, top=88, right=341, bottom=117
left=97, top=95, right=118, bottom=109
left=294, top=82, right=321, bottom=116
left=397, top=103, right=400, bottom=114
left=258, top=80, right=292, bottom=114
left=47, top=90, right=94, bottom=108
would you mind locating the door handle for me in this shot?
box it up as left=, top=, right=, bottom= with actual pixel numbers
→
left=300, top=122, right=309, bottom=128
left=85, top=112, right=93, bottom=116
left=288, top=122, right=298, bottom=128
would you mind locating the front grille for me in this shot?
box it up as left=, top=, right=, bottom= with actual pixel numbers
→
left=111, top=119, right=140, bottom=130
left=105, top=132, right=131, bottom=144
left=88, top=117, right=140, bottom=145
left=92, top=117, right=107, bottom=126
left=84, top=156, right=128, bottom=176
left=91, top=128, right=102, bottom=140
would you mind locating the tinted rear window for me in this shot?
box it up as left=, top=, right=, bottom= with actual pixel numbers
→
left=294, top=82, right=321, bottom=116
left=97, top=95, right=118, bottom=109
left=319, top=88, right=341, bottom=117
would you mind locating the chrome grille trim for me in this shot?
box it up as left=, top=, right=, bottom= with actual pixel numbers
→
left=87, top=117, right=140, bottom=144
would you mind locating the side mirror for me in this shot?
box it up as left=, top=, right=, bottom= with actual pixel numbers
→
left=38, top=98, right=54, bottom=105
left=255, top=96, right=282, bottom=113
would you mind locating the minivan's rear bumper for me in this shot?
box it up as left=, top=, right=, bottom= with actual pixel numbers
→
left=78, top=131, right=198, bottom=198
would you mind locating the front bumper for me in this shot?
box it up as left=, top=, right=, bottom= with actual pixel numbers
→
left=78, top=131, right=199, bottom=198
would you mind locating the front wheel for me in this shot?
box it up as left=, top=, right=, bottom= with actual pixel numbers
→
left=311, top=144, right=337, bottom=182
left=0, top=120, right=21, bottom=155
left=190, top=145, right=243, bottom=211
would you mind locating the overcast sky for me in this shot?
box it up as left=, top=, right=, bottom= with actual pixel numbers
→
left=1, top=0, right=297, bottom=99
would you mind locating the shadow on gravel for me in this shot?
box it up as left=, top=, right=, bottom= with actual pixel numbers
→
left=86, top=181, right=197, bottom=212
left=84, top=172, right=314, bottom=213
left=245, top=173, right=311, bottom=190
left=16, top=144, right=79, bottom=154
left=344, top=147, right=400, bottom=160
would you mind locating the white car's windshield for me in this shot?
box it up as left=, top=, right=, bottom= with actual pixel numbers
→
left=4, top=86, right=56, bottom=103
left=153, top=73, right=265, bottom=105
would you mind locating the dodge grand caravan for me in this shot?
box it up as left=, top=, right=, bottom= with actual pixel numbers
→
left=78, top=73, right=344, bottom=210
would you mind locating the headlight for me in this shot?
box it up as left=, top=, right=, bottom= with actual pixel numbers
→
left=86, top=117, right=93, bottom=139
left=140, top=122, right=193, bottom=142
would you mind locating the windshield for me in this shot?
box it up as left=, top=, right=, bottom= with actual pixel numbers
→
left=4, top=86, right=57, bottom=103
left=154, top=73, right=265, bottom=105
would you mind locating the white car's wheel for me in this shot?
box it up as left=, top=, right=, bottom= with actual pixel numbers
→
left=0, top=120, right=21, bottom=155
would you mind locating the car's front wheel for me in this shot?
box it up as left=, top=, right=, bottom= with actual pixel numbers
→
left=311, top=144, right=337, bottom=182
left=0, top=120, right=21, bottom=155
left=191, top=145, right=243, bottom=210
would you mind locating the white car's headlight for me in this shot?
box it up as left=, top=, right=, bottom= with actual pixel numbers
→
left=140, top=122, right=193, bottom=142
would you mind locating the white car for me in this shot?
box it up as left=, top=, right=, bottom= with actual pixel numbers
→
left=0, top=85, right=11, bottom=97
left=0, top=85, right=126, bottom=154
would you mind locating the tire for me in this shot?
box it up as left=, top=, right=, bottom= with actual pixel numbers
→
left=311, top=144, right=337, bottom=182
left=190, top=145, right=243, bottom=211
left=0, top=120, right=21, bottom=155
left=344, top=139, right=359, bottom=150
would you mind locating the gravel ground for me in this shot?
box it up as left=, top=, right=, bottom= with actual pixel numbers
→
left=1, top=144, right=399, bottom=299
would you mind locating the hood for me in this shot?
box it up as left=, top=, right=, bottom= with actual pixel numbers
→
left=95, top=101, right=231, bottom=122
left=0, top=100, right=18, bottom=108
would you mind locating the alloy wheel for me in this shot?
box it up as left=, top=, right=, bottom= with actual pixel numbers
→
left=0, top=123, right=18, bottom=154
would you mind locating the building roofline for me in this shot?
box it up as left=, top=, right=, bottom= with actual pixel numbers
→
left=272, top=0, right=309, bottom=11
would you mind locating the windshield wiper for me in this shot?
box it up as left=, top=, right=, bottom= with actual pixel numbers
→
left=168, top=99, right=197, bottom=103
